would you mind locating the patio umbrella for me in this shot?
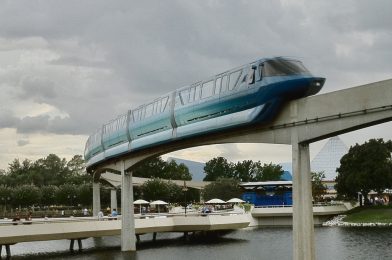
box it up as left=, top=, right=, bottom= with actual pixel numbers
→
left=226, top=198, right=245, bottom=203
left=205, top=198, right=226, bottom=204
left=150, top=200, right=168, bottom=214
left=134, top=199, right=149, bottom=214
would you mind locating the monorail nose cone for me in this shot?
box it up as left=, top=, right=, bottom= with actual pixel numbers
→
left=307, top=77, right=325, bottom=96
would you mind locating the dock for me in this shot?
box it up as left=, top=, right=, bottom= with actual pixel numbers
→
left=0, top=213, right=249, bottom=257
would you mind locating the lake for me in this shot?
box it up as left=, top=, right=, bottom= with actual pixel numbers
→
left=3, top=227, right=392, bottom=259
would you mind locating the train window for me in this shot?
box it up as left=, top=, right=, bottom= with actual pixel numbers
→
left=263, top=59, right=310, bottom=76
left=195, top=84, right=201, bottom=101
left=258, top=63, right=264, bottom=81
left=133, top=109, right=141, bottom=122
left=145, top=103, right=154, bottom=118
left=215, top=77, right=222, bottom=94
left=180, top=89, right=190, bottom=104
left=189, top=86, right=196, bottom=102
left=162, top=96, right=169, bottom=111
left=175, top=94, right=181, bottom=107
left=156, top=100, right=162, bottom=113
left=220, top=75, right=228, bottom=93
left=201, top=80, right=214, bottom=99
left=228, top=70, right=242, bottom=90
left=247, top=66, right=256, bottom=84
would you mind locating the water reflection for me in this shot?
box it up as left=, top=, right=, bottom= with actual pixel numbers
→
left=3, top=227, right=392, bottom=259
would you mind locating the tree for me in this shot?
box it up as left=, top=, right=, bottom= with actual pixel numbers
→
left=202, top=178, right=241, bottom=201
left=254, top=162, right=284, bottom=181
left=336, top=139, right=392, bottom=203
left=55, top=184, right=78, bottom=206
left=203, top=157, right=233, bottom=181
left=163, top=160, right=192, bottom=180
left=32, top=154, right=71, bottom=186
left=40, top=185, right=58, bottom=206
left=312, top=171, right=327, bottom=202
left=141, top=178, right=171, bottom=202
left=233, top=160, right=257, bottom=182
left=67, top=155, right=85, bottom=175
left=13, top=185, right=41, bottom=208
left=133, top=157, right=167, bottom=178
left=77, top=184, right=92, bottom=207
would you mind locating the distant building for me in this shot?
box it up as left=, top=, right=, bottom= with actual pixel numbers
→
left=311, top=136, right=348, bottom=181
left=166, top=157, right=206, bottom=181
left=240, top=181, right=293, bottom=206
left=280, top=136, right=348, bottom=181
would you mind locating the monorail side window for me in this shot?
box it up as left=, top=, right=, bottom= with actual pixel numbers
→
left=180, top=89, right=190, bottom=104
left=145, top=103, right=154, bottom=118
left=215, top=77, right=222, bottom=93
left=189, top=87, right=196, bottom=103
left=189, top=84, right=201, bottom=102
left=228, top=70, right=242, bottom=90
left=258, top=63, right=264, bottom=81
left=201, top=80, right=214, bottom=99
left=162, top=96, right=169, bottom=111
left=220, top=75, right=228, bottom=93
left=247, top=66, right=256, bottom=85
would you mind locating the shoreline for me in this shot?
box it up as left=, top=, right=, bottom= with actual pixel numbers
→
left=322, top=215, right=392, bottom=227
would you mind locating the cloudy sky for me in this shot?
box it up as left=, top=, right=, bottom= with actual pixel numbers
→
left=1, top=0, right=392, bottom=170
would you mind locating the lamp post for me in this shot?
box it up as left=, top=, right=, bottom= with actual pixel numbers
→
left=182, top=180, right=188, bottom=217
left=67, top=195, right=77, bottom=210
left=1, top=197, right=4, bottom=216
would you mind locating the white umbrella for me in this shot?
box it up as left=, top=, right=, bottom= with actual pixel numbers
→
left=134, top=199, right=149, bottom=214
left=226, top=198, right=245, bottom=203
left=150, top=200, right=168, bottom=214
left=134, top=199, right=149, bottom=204
left=205, top=198, right=226, bottom=204
left=150, top=200, right=168, bottom=205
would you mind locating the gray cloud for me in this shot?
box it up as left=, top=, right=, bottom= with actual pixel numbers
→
left=16, top=115, right=50, bottom=134
left=17, top=140, right=29, bottom=146
left=0, top=110, right=19, bottom=128
left=19, top=76, right=57, bottom=102
left=0, top=0, right=391, bottom=140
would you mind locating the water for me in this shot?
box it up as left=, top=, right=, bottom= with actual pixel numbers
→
left=3, top=227, right=392, bottom=259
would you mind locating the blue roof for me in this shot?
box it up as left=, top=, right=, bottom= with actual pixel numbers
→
left=281, top=171, right=292, bottom=181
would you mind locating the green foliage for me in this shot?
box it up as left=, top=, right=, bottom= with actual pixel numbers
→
left=141, top=178, right=173, bottom=202
left=241, top=203, right=252, bottom=212
left=336, top=139, right=392, bottom=201
left=40, top=185, right=58, bottom=206
left=202, top=178, right=241, bottom=201
left=203, top=157, right=283, bottom=182
left=77, top=184, right=93, bottom=206
left=55, top=184, right=78, bottom=206
left=133, top=157, right=192, bottom=180
left=163, top=160, right=192, bottom=180
left=203, top=157, right=233, bottom=181
left=312, top=171, right=327, bottom=202
left=256, top=163, right=284, bottom=181
left=13, top=185, right=41, bottom=207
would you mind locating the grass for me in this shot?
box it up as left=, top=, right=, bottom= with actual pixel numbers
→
left=344, top=205, right=392, bottom=223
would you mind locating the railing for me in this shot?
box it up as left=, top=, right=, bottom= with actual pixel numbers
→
left=0, top=210, right=246, bottom=226
left=254, top=202, right=344, bottom=209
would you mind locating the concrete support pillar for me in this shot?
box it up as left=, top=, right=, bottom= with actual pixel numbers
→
left=292, top=141, right=315, bottom=260
left=92, top=181, right=101, bottom=217
left=111, top=189, right=118, bottom=211
left=121, top=161, right=136, bottom=251
left=6, top=244, right=11, bottom=257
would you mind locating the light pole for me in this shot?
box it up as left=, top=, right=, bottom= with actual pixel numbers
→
left=1, top=197, right=4, bottom=216
left=182, top=180, right=188, bottom=217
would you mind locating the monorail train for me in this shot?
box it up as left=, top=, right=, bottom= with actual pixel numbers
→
left=84, top=57, right=325, bottom=167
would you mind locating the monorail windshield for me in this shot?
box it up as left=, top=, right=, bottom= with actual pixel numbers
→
left=263, top=59, right=310, bottom=77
